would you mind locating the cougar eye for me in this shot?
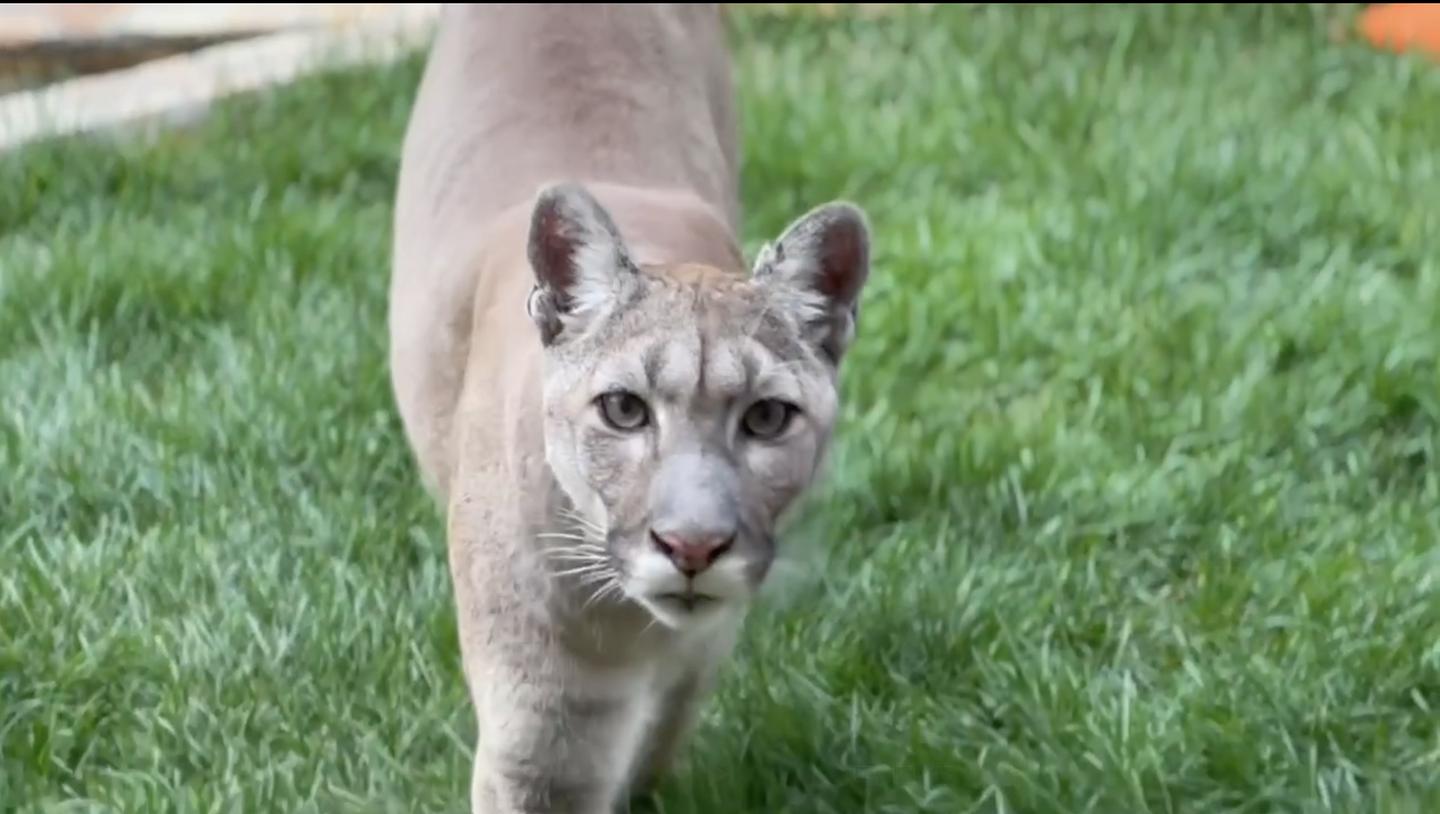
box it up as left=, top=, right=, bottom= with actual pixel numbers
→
left=741, top=399, right=797, bottom=440
left=598, top=391, right=649, bottom=430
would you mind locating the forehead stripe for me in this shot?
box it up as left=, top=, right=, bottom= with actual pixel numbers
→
left=642, top=342, right=667, bottom=391
left=646, top=336, right=700, bottom=398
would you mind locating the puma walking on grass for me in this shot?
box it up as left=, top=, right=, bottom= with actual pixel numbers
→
left=388, top=5, right=873, bottom=811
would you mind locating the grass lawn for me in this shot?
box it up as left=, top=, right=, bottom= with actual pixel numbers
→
left=3, top=5, right=1439, bottom=812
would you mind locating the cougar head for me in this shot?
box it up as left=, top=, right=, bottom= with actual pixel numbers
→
left=526, top=183, right=871, bottom=629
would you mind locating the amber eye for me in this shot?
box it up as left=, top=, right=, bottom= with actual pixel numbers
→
left=741, top=399, right=798, bottom=440
left=598, top=391, right=649, bottom=430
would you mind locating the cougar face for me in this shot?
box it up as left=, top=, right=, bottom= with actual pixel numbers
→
left=526, top=183, right=870, bottom=629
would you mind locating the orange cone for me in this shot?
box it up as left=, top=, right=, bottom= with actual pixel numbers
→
left=1360, top=4, right=1440, bottom=58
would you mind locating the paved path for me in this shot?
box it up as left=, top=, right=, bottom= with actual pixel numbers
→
left=0, top=5, right=415, bottom=47
left=0, top=3, right=439, bottom=151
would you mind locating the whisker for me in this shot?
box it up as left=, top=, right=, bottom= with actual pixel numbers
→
left=543, top=546, right=608, bottom=559
left=551, top=563, right=612, bottom=579
left=552, top=559, right=608, bottom=573
left=557, top=510, right=606, bottom=536
left=577, top=571, right=617, bottom=587
left=584, top=567, right=619, bottom=587
left=582, top=579, right=623, bottom=611
left=550, top=552, right=600, bottom=563
left=544, top=538, right=606, bottom=548
left=546, top=555, right=607, bottom=567
left=535, top=532, right=593, bottom=542
left=541, top=543, right=607, bottom=557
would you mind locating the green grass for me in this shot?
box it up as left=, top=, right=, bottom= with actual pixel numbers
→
left=3, top=5, right=1439, bottom=812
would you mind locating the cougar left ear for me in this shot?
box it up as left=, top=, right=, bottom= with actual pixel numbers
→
left=526, top=182, right=638, bottom=345
left=753, top=202, right=871, bottom=364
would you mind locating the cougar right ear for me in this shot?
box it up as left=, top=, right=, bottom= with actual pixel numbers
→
left=753, top=202, right=872, bottom=365
left=526, top=183, right=637, bottom=345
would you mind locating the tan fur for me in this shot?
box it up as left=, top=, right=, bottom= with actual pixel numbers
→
left=389, top=6, right=871, bottom=812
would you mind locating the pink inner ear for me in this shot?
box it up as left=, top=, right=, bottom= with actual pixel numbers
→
left=817, top=221, right=868, bottom=304
left=531, top=204, right=579, bottom=297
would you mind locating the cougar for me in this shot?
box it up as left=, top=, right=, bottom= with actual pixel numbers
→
left=388, top=5, right=872, bottom=811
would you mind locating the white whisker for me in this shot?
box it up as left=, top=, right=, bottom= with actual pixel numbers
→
left=543, top=504, right=604, bottom=529
left=551, top=563, right=612, bottom=579
left=544, top=547, right=608, bottom=561
left=542, top=543, right=607, bottom=558
left=582, top=578, right=624, bottom=611
left=536, top=532, right=593, bottom=542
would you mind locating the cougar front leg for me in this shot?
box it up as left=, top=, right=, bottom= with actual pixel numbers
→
left=628, top=670, right=712, bottom=797
left=468, top=655, right=647, bottom=814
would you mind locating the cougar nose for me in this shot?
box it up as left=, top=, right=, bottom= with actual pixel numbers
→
left=649, top=529, right=735, bottom=577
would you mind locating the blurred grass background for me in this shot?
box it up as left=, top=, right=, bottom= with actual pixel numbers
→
left=2, top=4, right=1438, bottom=812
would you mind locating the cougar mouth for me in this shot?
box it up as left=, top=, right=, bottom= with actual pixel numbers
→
left=654, top=591, right=719, bottom=611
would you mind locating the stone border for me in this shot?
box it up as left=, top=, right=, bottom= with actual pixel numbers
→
left=0, top=4, right=440, bottom=152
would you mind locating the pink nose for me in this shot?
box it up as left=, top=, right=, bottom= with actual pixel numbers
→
left=649, top=530, right=735, bottom=576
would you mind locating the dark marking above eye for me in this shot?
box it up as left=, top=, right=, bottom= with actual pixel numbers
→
left=641, top=343, right=667, bottom=391
left=746, top=310, right=810, bottom=366
left=740, top=349, right=761, bottom=394
left=697, top=326, right=709, bottom=396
